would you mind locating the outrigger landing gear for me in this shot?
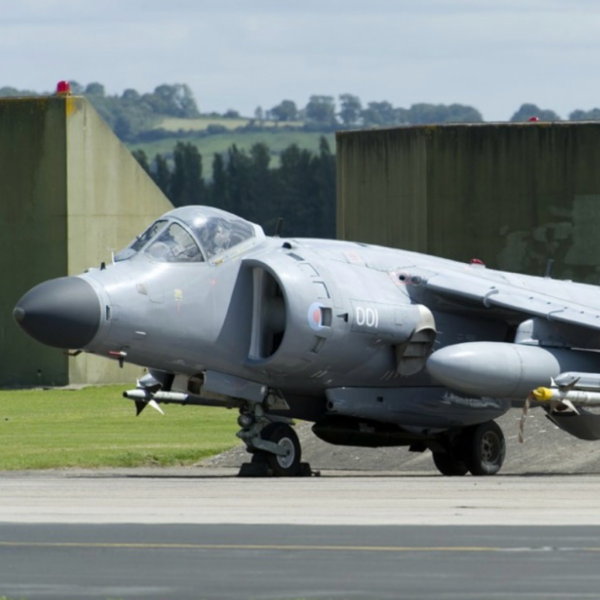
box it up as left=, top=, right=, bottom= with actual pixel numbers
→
left=236, top=401, right=313, bottom=477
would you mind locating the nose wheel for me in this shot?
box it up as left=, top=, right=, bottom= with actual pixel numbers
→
left=256, top=422, right=302, bottom=477
left=237, top=401, right=311, bottom=477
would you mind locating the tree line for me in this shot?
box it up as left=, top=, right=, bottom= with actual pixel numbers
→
left=272, top=98, right=600, bottom=127
left=132, top=137, right=336, bottom=239
left=0, top=82, right=200, bottom=141
left=510, top=103, right=600, bottom=122
left=267, top=95, right=482, bottom=128
left=76, top=82, right=200, bottom=141
left=7, top=82, right=600, bottom=142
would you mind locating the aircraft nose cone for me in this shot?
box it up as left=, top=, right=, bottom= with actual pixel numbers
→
left=14, top=277, right=101, bottom=349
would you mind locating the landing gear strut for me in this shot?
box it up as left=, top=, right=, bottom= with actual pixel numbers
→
left=253, top=422, right=302, bottom=476
left=236, top=400, right=311, bottom=477
left=433, top=420, right=506, bottom=477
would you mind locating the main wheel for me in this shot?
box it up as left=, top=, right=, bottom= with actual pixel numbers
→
left=463, top=421, right=506, bottom=476
left=260, top=422, right=301, bottom=477
left=432, top=451, right=468, bottom=476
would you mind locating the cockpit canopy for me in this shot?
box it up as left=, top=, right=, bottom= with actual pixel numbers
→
left=115, top=206, right=264, bottom=263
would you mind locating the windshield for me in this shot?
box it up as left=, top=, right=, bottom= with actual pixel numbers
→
left=145, top=222, right=204, bottom=263
left=190, top=215, right=255, bottom=259
left=114, top=206, right=262, bottom=265
left=114, top=220, right=167, bottom=262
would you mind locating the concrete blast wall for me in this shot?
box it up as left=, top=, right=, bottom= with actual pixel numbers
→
left=0, top=96, right=173, bottom=387
left=337, top=123, right=600, bottom=284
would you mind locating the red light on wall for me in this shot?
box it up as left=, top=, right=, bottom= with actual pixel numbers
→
left=56, top=81, right=72, bottom=96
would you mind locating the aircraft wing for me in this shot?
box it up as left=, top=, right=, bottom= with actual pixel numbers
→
left=425, top=271, right=600, bottom=332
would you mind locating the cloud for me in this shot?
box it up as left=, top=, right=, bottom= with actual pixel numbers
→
left=2, top=1, right=600, bottom=120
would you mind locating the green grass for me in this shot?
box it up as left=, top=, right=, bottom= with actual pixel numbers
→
left=128, top=130, right=336, bottom=166
left=156, top=116, right=303, bottom=131
left=0, top=386, right=240, bottom=470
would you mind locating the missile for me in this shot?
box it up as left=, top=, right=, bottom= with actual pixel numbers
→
left=532, top=372, right=600, bottom=409
left=426, top=342, right=600, bottom=399
left=532, top=386, right=600, bottom=408
left=553, top=371, right=600, bottom=391
left=124, top=389, right=189, bottom=403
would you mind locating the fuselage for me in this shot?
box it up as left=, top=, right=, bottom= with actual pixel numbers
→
left=15, top=205, right=600, bottom=471
left=14, top=205, right=600, bottom=429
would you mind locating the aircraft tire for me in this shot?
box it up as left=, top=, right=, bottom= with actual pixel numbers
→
left=261, top=422, right=302, bottom=477
left=250, top=451, right=268, bottom=463
left=432, top=452, right=468, bottom=476
left=463, top=421, right=506, bottom=476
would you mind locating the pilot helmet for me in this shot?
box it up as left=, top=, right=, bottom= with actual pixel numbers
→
left=213, top=223, right=230, bottom=249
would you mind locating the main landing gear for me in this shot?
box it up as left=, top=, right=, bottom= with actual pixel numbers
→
left=236, top=401, right=312, bottom=477
left=433, top=421, right=506, bottom=477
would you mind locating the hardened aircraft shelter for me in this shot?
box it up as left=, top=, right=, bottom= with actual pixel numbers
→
left=0, top=95, right=172, bottom=387
left=336, top=122, right=600, bottom=284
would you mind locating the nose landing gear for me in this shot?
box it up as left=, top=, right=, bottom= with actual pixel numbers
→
left=237, top=400, right=313, bottom=477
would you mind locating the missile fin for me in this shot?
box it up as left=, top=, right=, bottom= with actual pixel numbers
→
left=148, top=399, right=165, bottom=415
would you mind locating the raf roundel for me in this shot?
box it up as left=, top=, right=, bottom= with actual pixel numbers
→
left=308, top=302, right=324, bottom=331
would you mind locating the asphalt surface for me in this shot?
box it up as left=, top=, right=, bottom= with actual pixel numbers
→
left=2, top=470, right=600, bottom=599
left=2, top=523, right=600, bottom=600
left=3, top=405, right=600, bottom=600
left=4, top=469, right=600, bottom=525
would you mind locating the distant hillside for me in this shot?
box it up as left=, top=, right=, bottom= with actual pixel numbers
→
left=155, top=116, right=304, bottom=132
left=127, top=129, right=335, bottom=168
left=8, top=81, right=599, bottom=171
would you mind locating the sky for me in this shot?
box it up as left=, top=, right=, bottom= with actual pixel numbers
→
left=2, top=0, right=600, bottom=121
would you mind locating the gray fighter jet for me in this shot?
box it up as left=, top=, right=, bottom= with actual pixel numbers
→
left=13, top=205, right=600, bottom=476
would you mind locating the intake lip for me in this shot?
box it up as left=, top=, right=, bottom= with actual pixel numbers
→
left=13, top=277, right=101, bottom=349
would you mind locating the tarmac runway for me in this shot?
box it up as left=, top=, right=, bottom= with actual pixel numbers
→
left=2, top=469, right=600, bottom=599
left=3, top=467, right=600, bottom=525
left=1, top=522, right=600, bottom=600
